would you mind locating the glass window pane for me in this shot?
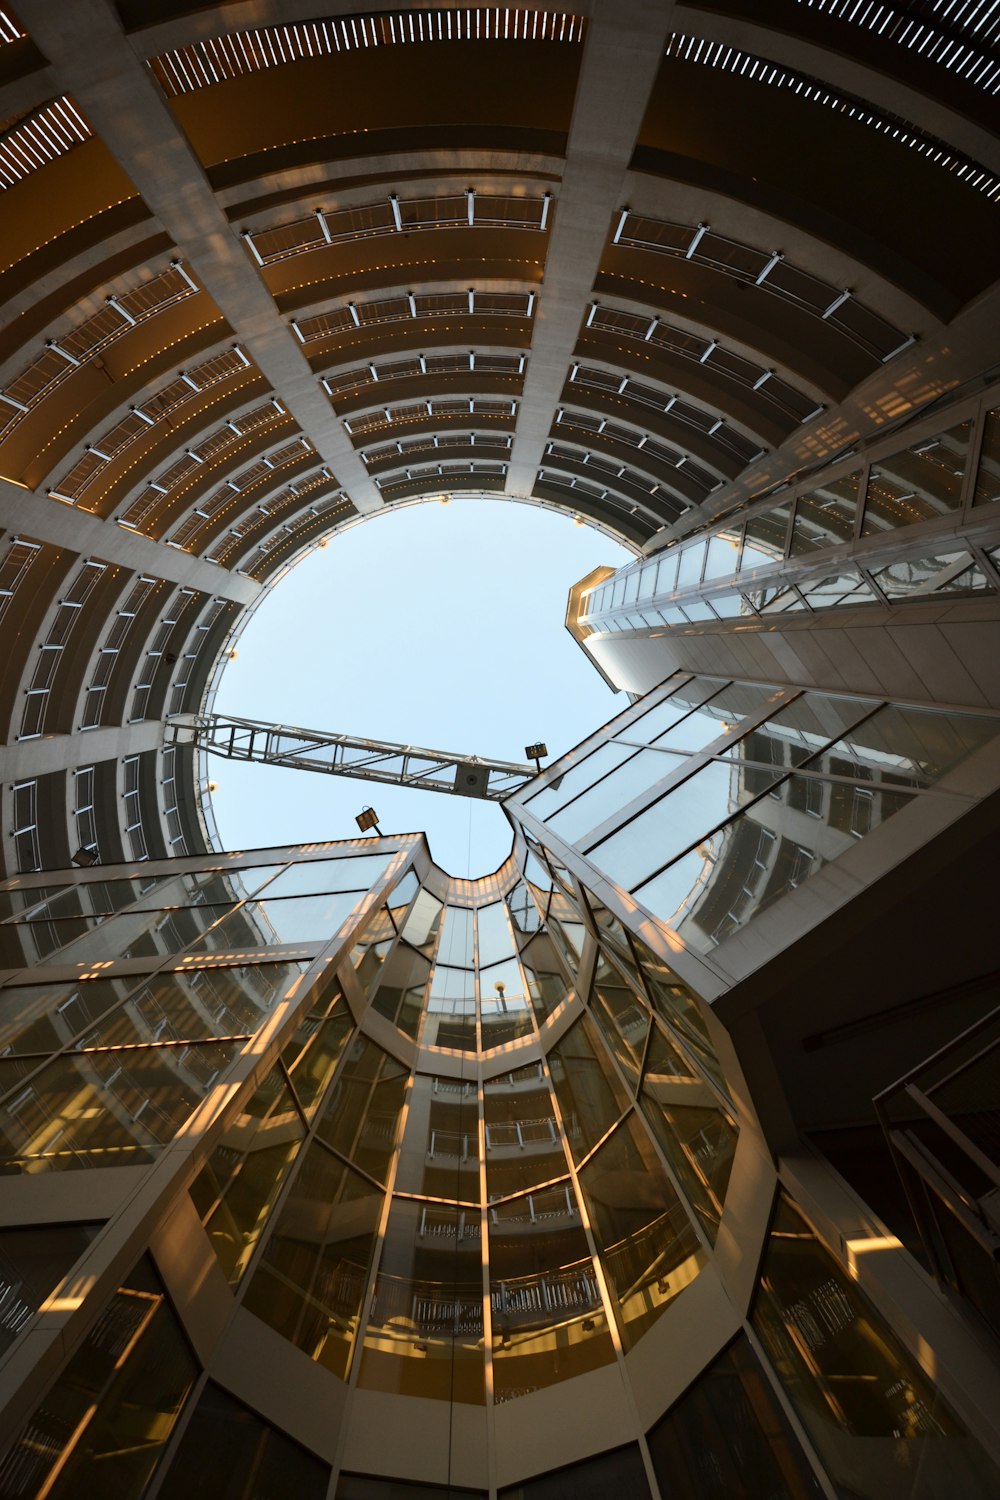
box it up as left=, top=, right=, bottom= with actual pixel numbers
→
left=242, top=1147, right=383, bottom=1380
left=590, top=954, right=649, bottom=1090
left=547, top=1016, right=631, bottom=1164
left=358, top=1198, right=484, bottom=1404
left=0, top=976, right=129, bottom=1056
left=255, top=854, right=392, bottom=898
left=544, top=748, right=682, bottom=844
left=703, top=528, right=742, bottom=580
left=577, top=1115, right=705, bottom=1349
left=519, top=931, right=570, bottom=1024
left=156, top=1382, right=329, bottom=1500
left=394, top=1074, right=479, bottom=1201
left=489, top=1183, right=613, bottom=1401
left=437, top=904, right=474, bottom=968
left=639, top=1025, right=737, bottom=1242
left=497, top=1445, right=651, bottom=1499
left=480, top=960, right=535, bottom=1048
left=973, top=407, right=999, bottom=506
left=315, top=1036, right=408, bottom=1184
left=183, top=890, right=363, bottom=952
left=399, top=888, right=443, bottom=954
left=370, top=941, right=431, bottom=1038
left=647, top=1334, right=824, bottom=1499
left=862, top=422, right=971, bottom=536
left=752, top=1195, right=1000, bottom=1499
left=476, top=902, right=515, bottom=966
left=485, top=1065, right=566, bottom=1199
left=805, top=703, right=1000, bottom=786
left=677, top=543, right=705, bottom=587
left=740, top=505, right=790, bottom=569
left=872, top=549, right=992, bottom=599
left=0, top=1040, right=244, bottom=1173
left=0, top=1223, right=101, bottom=1359
left=524, top=742, right=638, bottom=818
left=0, top=1257, right=196, bottom=1500
left=790, top=472, right=860, bottom=555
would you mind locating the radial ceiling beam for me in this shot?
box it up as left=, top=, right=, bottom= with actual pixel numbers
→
left=505, top=0, right=679, bottom=501
left=16, top=0, right=383, bottom=515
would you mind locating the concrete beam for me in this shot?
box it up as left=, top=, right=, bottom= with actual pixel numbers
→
left=0, top=481, right=260, bottom=605
left=505, top=0, right=678, bottom=498
left=1, top=720, right=163, bottom=781
left=16, top=0, right=382, bottom=515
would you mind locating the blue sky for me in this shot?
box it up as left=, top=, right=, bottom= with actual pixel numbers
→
left=210, top=498, right=631, bottom=875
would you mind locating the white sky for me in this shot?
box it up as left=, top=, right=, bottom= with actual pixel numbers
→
left=210, top=497, right=631, bottom=875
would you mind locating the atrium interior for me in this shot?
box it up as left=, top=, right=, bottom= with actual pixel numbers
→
left=0, top=2, right=999, bottom=1497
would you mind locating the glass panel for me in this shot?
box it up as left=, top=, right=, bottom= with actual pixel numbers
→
left=723, top=691, right=871, bottom=770
left=76, top=962, right=300, bottom=1049
left=740, top=505, right=790, bottom=569
left=399, top=888, right=443, bottom=954
left=386, top=867, right=419, bottom=917
left=437, top=903, right=474, bottom=968
left=799, top=571, right=873, bottom=609
left=8, top=904, right=239, bottom=967
left=0, top=883, right=67, bottom=920
left=192, top=1067, right=306, bottom=1284
left=0, top=1040, right=244, bottom=1173
left=423, top=964, right=477, bottom=1051
left=862, top=421, right=971, bottom=536
left=156, top=1382, right=329, bottom=1500
left=0, top=1223, right=101, bottom=1359
left=182, top=890, right=363, bottom=952
left=255, top=853, right=391, bottom=898
left=394, top=1074, right=479, bottom=1201
left=973, top=407, right=999, bottom=506
left=544, top=748, right=680, bottom=844
left=497, top=1445, right=651, bottom=1499
left=508, top=881, right=543, bottom=940
left=125, top=868, right=277, bottom=910
left=577, top=1115, right=705, bottom=1349
left=639, top=1025, right=737, bottom=1242
left=524, top=742, right=637, bottom=818
left=789, top=472, right=860, bottom=555
left=703, top=528, right=742, bottom=580
left=617, top=678, right=720, bottom=746
left=547, top=1016, right=631, bottom=1164
left=0, top=976, right=129, bottom=1055
left=872, top=549, right=992, bottom=599
left=647, top=1334, right=824, bottom=1499
left=370, top=941, right=431, bottom=1038
left=753, top=1195, right=1000, bottom=1499
left=0, top=1257, right=196, bottom=1500
left=358, top=1197, right=484, bottom=1403
left=485, top=1065, right=566, bottom=1199
left=480, top=959, right=535, bottom=1048
left=806, top=703, right=1000, bottom=786
left=590, top=953, right=649, bottom=1090
left=588, top=760, right=774, bottom=890
left=630, top=937, right=724, bottom=1091
left=315, top=1036, right=408, bottom=1184
left=476, top=902, right=516, bottom=966
left=634, top=774, right=916, bottom=952
left=677, top=542, right=705, bottom=587
left=242, top=1146, right=383, bottom=1379
left=489, top=1183, right=613, bottom=1400
left=519, top=931, right=570, bottom=1024
left=282, top=983, right=355, bottom=1116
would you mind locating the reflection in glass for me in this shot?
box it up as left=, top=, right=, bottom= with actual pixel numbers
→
left=548, top=1016, right=631, bottom=1163
left=359, top=1197, right=484, bottom=1403
left=400, top=888, right=443, bottom=954
left=0, top=1040, right=243, bottom=1173
left=647, top=1335, right=823, bottom=1498
left=315, top=1036, right=408, bottom=1184
left=753, top=1195, right=1000, bottom=1499
left=437, top=903, right=475, bottom=968
left=481, top=959, right=535, bottom=1048
left=370, top=941, right=431, bottom=1037
left=156, top=1381, right=329, bottom=1500
left=740, top=505, right=791, bottom=569
left=590, top=954, right=649, bottom=1089
left=0, top=1257, right=196, bottom=1500
left=242, top=1146, right=383, bottom=1379
left=639, top=1025, right=737, bottom=1241
left=423, top=964, right=477, bottom=1050
left=577, top=1116, right=704, bottom=1349
left=789, top=472, right=859, bottom=555
left=519, top=931, right=569, bottom=1024
left=0, top=1223, right=100, bottom=1359
left=257, top=853, right=391, bottom=899
left=192, top=1066, right=306, bottom=1283
left=872, top=549, right=992, bottom=600
left=0, top=976, right=128, bottom=1056
left=183, top=890, right=362, bottom=952
left=973, top=407, right=999, bottom=506
left=862, top=422, right=970, bottom=536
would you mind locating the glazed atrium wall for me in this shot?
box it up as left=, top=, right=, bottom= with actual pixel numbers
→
left=0, top=0, right=999, bottom=1496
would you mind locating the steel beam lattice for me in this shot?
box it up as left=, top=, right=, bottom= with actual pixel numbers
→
left=168, top=713, right=537, bottom=800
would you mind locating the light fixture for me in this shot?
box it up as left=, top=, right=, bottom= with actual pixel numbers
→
left=525, top=742, right=547, bottom=772
left=356, top=806, right=382, bottom=835
left=72, top=845, right=99, bottom=867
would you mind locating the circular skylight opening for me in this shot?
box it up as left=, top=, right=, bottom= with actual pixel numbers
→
left=209, top=497, right=632, bottom=874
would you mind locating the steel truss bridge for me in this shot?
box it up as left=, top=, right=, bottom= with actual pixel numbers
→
left=167, top=713, right=539, bottom=801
